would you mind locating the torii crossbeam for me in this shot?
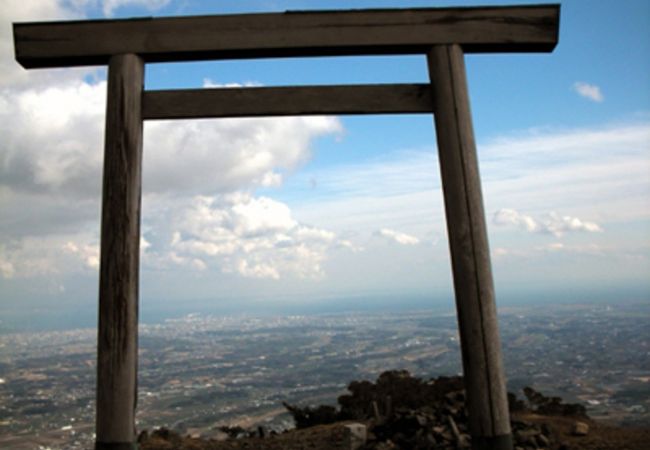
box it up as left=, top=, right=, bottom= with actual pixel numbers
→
left=13, top=5, right=560, bottom=450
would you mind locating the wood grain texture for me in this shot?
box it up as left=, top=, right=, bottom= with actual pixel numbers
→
left=95, top=54, right=143, bottom=449
left=14, top=4, right=559, bottom=68
left=427, top=45, right=512, bottom=448
left=143, top=84, right=433, bottom=120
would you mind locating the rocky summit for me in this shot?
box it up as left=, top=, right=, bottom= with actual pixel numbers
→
left=139, top=371, right=650, bottom=450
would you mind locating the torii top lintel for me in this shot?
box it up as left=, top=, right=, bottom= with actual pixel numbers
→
left=14, top=4, right=559, bottom=69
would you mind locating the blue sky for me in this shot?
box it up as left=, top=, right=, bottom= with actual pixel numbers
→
left=0, top=0, right=649, bottom=325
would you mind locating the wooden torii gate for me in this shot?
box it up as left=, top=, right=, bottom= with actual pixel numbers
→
left=13, top=5, right=559, bottom=450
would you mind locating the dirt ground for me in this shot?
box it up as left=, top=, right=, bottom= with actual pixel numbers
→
left=139, top=422, right=359, bottom=450
left=139, top=415, right=650, bottom=450
left=513, top=413, right=650, bottom=450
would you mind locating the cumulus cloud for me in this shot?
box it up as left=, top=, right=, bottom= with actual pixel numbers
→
left=0, top=249, right=16, bottom=278
left=0, top=190, right=352, bottom=281
left=161, top=193, right=348, bottom=279
left=143, top=115, right=341, bottom=195
left=0, top=0, right=343, bottom=284
left=573, top=82, right=604, bottom=102
left=376, top=228, right=420, bottom=245
left=544, top=213, right=603, bottom=236
left=1, top=80, right=341, bottom=201
left=0, top=235, right=98, bottom=278
left=63, top=241, right=100, bottom=270
left=1, top=1, right=104, bottom=92
left=493, top=209, right=539, bottom=233
left=1, top=81, right=107, bottom=197
left=493, top=208, right=603, bottom=237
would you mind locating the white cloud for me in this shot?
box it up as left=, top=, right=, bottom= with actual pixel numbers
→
left=493, top=208, right=539, bottom=233
left=161, top=193, right=349, bottom=279
left=63, top=241, right=100, bottom=269
left=376, top=228, right=420, bottom=245
left=289, top=149, right=442, bottom=239
left=1, top=1, right=94, bottom=89
left=1, top=42, right=342, bottom=261
left=540, top=242, right=566, bottom=252
left=480, top=122, right=650, bottom=223
left=1, top=79, right=341, bottom=201
left=1, top=81, right=107, bottom=196
left=101, top=0, right=171, bottom=16
left=202, top=78, right=261, bottom=89
left=0, top=235, right=94, bottom=278
left=293, top=121, right=649, bottom=264
left=0, top=0, right=344, bottom=289
left=543, top=212, right=603, bottom=236
left=493, top=208, right=603, bottom=237
left=492, top=242, right=610, bottom=259
left=573, top=81, right=604, bottom=102
left=142, top=116, right=341, bottom=195
left=237, top=259, right=280, bottom=280
left=0, top=251, right=16, bottom=278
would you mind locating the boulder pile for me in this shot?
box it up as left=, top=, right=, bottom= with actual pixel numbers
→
left=284, top=370, right=588, bottom=450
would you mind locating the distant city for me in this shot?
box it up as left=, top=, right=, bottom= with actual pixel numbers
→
left=0, top=301, right=648, bottom=449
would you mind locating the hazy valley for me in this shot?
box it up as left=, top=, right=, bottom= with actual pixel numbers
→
left=1, top=301, right=648, bottom=449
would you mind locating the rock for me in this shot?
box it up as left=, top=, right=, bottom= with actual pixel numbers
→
left=511, top=419, right=533, bottom=430
left=374, top=441, right=397, bottom=450
left=278, top=373, right=573, bottom=449
left=344, top=423, right=367, bottom=450
left=514, top=428, right=540, bottom=447
left=458, top=433, right=471, bottom=448
left=415, top=414, right=427, bottom=426
left=572, top=421, right=589, bottom=436
left=536, top=433, right=550, bottom=447
left=447, top=415, right=461, bottom=440
left=515, top=429, right=539, bottom=440
left=523, top=386, right=587, bottom=418
left=432, top=425, right=446, bottom=434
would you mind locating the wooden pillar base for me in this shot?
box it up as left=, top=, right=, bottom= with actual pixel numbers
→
left=473, top=434, right=514, bottom=450
left=95, top=442, right=138, bottom=450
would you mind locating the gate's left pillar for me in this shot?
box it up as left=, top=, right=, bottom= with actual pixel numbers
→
left=95, top=53, right=144, bottom=450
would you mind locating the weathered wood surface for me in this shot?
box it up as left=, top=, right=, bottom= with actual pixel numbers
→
left=95, top=54, right=144, bottom=450
left=143, top=84, right=433, bottom=120
left=427, top=45, right=512, bottom=450
left=14, top=5, right=559, bottom=68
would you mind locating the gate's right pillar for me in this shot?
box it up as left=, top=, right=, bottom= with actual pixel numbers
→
left=427, top=44, right=513, bottom=450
